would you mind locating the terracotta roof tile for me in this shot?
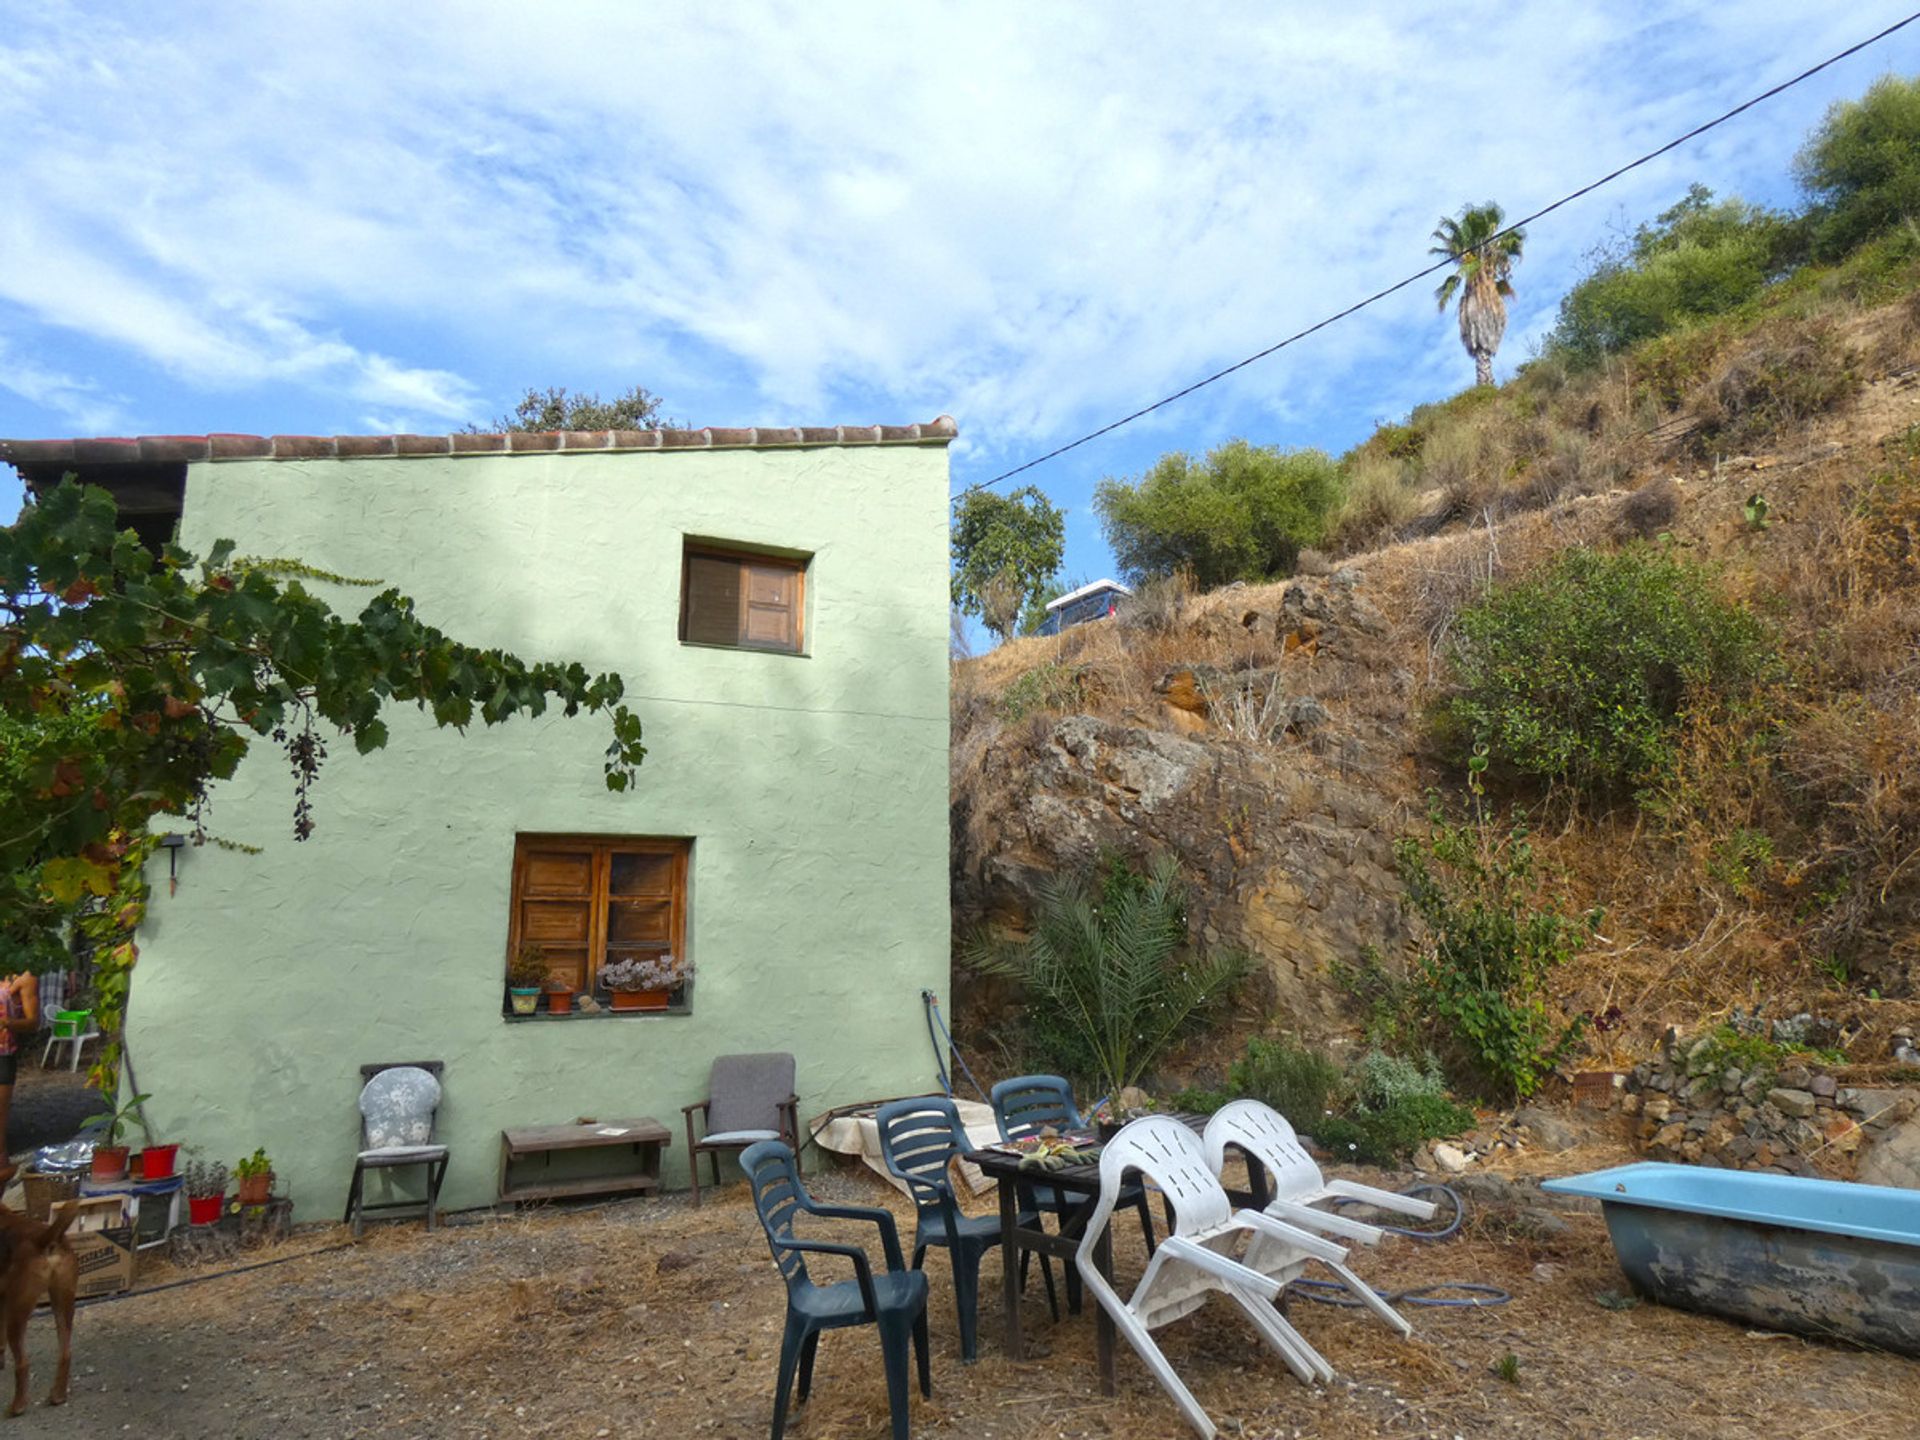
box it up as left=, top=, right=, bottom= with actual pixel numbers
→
left=0, top=416, right=957, bottom=470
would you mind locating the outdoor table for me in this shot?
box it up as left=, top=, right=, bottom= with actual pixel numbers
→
left=498, top=1116, right=671, bottom=1203
left=966, top=1114, right=1268, bottom=1396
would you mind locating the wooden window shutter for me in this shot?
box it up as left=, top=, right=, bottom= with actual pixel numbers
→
left=681, top=547, right=804, bottom=652
left=512, top=845, right=595, bottom=992
left=742, top=560, right=799, bottom=650
left=683, top=553, right=746, bottom=647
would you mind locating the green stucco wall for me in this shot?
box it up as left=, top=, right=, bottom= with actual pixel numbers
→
left=125, top=440, right=952, bottom=1213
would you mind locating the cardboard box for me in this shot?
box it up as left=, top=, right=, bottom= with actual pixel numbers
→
left=68, top=1195, right=128, bottom=1235
left=71, top=1225, right=135, bottom=1300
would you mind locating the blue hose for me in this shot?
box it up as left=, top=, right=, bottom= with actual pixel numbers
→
left=1294, top=1182, right=1510, bottom=1308
left=1329, top=1181, right=1464, bottom=1240
left=1289, top=1278, right=1510, bottom=1308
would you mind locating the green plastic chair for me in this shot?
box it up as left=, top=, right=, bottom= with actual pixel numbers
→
left=741, top=1139, right=930, bottom=1440
left=40, top=1009, right=98, bottom=1071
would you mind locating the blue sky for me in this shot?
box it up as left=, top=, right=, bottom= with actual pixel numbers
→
left=3, top=2, right=1916, bottom=612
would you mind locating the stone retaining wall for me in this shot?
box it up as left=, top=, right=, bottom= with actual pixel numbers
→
left=1622, top=1028, right=1920, bottom=1184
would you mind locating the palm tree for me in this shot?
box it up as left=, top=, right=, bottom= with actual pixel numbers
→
left=1431, top=203, right=1525, bottom=387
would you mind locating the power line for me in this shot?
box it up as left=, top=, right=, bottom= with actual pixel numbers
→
left=953, top=9, right=1920, bottom=504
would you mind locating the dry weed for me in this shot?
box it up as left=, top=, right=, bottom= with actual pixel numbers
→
left=1328, top=452, right=1419, bottom=554
left=1690, top=314, right=1865, bottom=454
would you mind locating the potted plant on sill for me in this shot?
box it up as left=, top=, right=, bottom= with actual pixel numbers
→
left=185, top=1160, right=229, bottom=1225
left=234, top=1147, right=274, bottom=1206
left=83, top=1091, right=153, bottom=1183
left=544, top=976, right=577, bottom=1016
left=505, top=943, right=548, bottom=1017
left=600, top=954, right=689, bottom=1012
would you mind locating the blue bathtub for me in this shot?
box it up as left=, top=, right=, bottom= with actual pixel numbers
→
left=1543, top=1162, right=1920, bottom=1354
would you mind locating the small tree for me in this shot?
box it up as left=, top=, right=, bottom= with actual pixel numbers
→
left=967, top=855, right=1250, bottom=1099
left=471, top=384, right=674, bottom=433
left=1094, top=440, right=1343, bottom=588
left=950, top=486, right=1065, bottom=642
left=1395, top=793, right=1599, bottom=1100
left=1795, top=74, right=1920, bottom=261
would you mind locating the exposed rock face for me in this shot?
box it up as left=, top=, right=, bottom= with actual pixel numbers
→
left=952, top=573, right=1416, bottom=1027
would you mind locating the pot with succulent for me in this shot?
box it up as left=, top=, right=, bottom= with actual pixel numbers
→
left=505, top=943, right=549, bottom=1016
left=83, top=1092, right=153, bottom=1183
left=185, top=1159, right=229, bottom=1225
left=234, top=1147, right=274, bottom=1206
left=1088, top=1088, right=1161, bottom=1143
left=600, top=953, right=689, bottom=1012
left=544, top=974, right=577, bottom=1016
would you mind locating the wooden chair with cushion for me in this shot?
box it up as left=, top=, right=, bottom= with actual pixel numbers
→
left=682, top=1052, right=799, bottom=1206
left=344, top=1061, right=450, bottom=1237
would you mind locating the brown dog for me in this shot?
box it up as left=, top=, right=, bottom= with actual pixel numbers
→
left=0, top=1165, right=76, bottom=1415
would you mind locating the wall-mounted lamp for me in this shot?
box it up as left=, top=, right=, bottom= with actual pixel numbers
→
left=159, top=832, right=187, bottom=896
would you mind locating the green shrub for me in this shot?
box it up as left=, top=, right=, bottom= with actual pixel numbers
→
left=1094, top=439, right=1345, bottom=588
left=1395, top=802, right=1600, bottom=1099
left=1315, top=1050, right=1474, bottom=1163
left=1444, top=546, right=1774, bottom=796
left=1328, top=945, right=1415, bottom=1052
left=1796, top=74, right=1920, bottom=261
left=1000, top=661, right=1084, bottom=722
left=1546, top=186, right=1794, bottom=365
left=967, top=854, right=1251, bottom=1097
left=1224, top=1037, right=1341, bottom=1123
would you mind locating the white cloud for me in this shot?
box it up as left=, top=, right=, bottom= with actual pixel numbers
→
left=0, top=336, right=127, bottom=434
left=0, top=0, right=1909, bottom=463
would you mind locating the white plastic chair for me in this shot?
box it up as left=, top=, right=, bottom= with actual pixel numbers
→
left=1074, top=1115, right=1349, bottom=1439
left=1202, top=1099, right=1434, bottom=1333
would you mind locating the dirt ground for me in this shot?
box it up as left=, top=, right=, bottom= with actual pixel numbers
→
left=4, top=1148, right=1916, bottom=1440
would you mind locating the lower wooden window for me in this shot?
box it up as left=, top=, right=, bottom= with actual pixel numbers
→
left=507, top=836, right=690, bottom=1009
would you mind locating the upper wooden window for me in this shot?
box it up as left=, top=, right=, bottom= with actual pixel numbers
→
left=681, top=545, right=806, bottom=654
left=507, top=836, right=690, bottom=1002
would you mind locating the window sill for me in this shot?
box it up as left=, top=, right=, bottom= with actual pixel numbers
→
left=676, top=640, right=810, bottom=659
left=502, top=1007, right=692, bottom=1023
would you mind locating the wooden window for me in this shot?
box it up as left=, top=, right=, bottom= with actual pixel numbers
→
left=507, top=836, right=690, bottom=1006
left=681, top=545, right=806, bottom=653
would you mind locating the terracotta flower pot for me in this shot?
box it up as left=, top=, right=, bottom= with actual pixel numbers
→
left=91, top=1146, right=130, bottom=1184
left=608, top=988, right=670, bottom=1013
left=545, top=985, right=575, bottom=1015
left=138, top=1143, right=180, bottom=1181
left=236, top=1172, right=272, bottom=1206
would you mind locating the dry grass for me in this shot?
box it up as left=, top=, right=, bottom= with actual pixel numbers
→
left=58, top=1153, right=1920, bottom=1439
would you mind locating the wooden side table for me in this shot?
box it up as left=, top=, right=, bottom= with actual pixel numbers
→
left=499, top=1117, right=671, bottom=1203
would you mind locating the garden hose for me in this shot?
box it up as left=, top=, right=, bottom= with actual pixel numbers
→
left=1288, top=1278, right=1510, bottom=1308
left=1329, top=1181, right=1464, bottom=1240
left=1291, top=1182, right=1512, bottom=1309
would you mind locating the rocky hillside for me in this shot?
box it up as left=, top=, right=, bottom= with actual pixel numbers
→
left=952, top=289, right=1920, bottom=1081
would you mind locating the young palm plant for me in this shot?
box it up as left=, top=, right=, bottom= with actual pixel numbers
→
left=1431, top=202, right=1525, bottom=387
left=968, top=856, right=1251, bottom=1102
